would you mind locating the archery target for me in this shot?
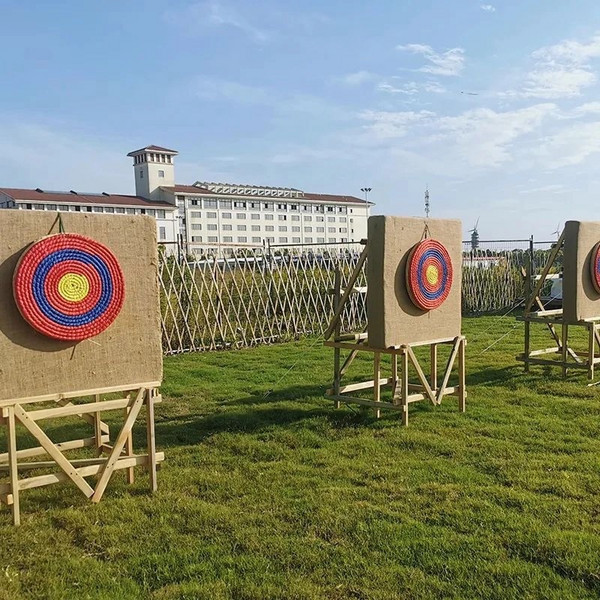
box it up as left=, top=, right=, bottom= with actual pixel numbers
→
left=590, top=242, right=600, bottom=294
left=13, top=233, right=125, bottom=341
left=406, top=238, right=453, bottom=311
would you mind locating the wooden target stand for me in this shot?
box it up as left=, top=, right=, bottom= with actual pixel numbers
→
left=323, top=244, right=466, bottom=425
left=517, top=230, right=600, bottom=379
left=0, top=382, right=164, bottom=525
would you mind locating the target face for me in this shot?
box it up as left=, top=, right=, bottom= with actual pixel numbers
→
left=406, top=238, right=453, bottom=311
left=591, top=242, right=600, bottom=294
left=13, top=233, right=125, bottom=341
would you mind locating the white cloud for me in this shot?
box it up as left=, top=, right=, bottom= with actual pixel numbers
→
left=378, top=80, right=445, bottom=95
left=164, top=0, right=269, bottom=43
left=534, top=121, right=600, bottom=168
left=516, top=33, right=600, bottom=98
left=397, top=43, right=465, bottom=76
left=358, top=109, right=435, bottom=139
left=341, top=71, right=376, bottom=86
left=480, top=4, right=496, bottom=12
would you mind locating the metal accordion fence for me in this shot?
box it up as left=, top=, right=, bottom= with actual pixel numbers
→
left=159, top=238, right=558, bottom=355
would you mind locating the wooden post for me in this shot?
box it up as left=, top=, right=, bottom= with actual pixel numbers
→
left=458, top=338, right=466, bottom=412
left=93, top=394, right=102, bottom=457
left=333, top=268, right=341, bottom=409
left=124, top=394, right=134, bottom=485
left=146, top=388, right=157, bottom=493
left=588, top=323, right=595, bottom=381
left=373, top=352, right=381, bottom=419
left=7, top=407, right=20, bottom=526
left=562, top=323, right=569, bottom=378
left=430, top=343, right=438, bottom=390
left=401, top=349, right=409, bottom=426
left=391, top=352, right=399, bottom=403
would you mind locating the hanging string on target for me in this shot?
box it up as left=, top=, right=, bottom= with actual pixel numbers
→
left=13, top=233, right=125, bottom=341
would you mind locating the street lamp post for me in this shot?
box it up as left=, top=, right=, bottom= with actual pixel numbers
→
left=360, top=187, right=371, bottom=203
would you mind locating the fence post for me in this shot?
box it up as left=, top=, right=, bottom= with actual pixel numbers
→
left=529, top=235, right=535, bottom=295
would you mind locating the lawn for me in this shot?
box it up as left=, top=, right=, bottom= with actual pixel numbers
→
left=1, top=316, right=600, bottom=599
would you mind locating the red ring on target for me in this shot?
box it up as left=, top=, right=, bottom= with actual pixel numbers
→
left=406, top=239, right=453, bottom=311
left=590, top=242, right=600, bottom=294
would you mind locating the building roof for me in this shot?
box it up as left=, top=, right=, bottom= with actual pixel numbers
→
left=127, top=145, right=178, bottom=156
left=0, top=188, right=176, bottom=209
left=167, top=185, right=372, bottom=205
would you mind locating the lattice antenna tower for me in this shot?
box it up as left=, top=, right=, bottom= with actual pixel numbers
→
left=424, top=186, right=430, bottom=218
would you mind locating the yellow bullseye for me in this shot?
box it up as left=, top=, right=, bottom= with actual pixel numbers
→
left=426, top=264, right=439, bottom=285
left=58, top=273, right=90, bottom=302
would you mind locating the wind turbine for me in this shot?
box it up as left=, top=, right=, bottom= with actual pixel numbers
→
left=551, top=223, right=561, bottom=240
left=469, top=217, right=480, bottom=250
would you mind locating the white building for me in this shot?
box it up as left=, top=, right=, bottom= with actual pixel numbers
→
left=1, top=144, right=372, bottom=257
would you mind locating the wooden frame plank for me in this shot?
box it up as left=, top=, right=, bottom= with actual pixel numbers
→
left=92, top=388, right=146, bottom=502
left=436, top=337, right=461, bottom=405
left=406, top=346, right=436, bottom=405
left=146, top=388, right=158, bottom=493
left=13, top=404, right=94, bottom=498
left=7, top=407, right=20, bottom=526
left=0, top=435, right=109, bottom=465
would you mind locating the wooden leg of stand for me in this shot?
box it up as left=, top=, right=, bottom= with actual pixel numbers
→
left=588, top=323, right=595, bottom=381
left=93, top=394, right=103, bottom=457
left=146, top=388, right=157, bottom=493
left=562, top=323, right=568, bottom=378
left=124, top=398, right=134, bottom=485
left=391, top=353, right=399, bottom=403
left=7, top=407, right=20, bottom=526
left=373, top=352, right=381, bottom=419
left=458, top=338, right=466, bottom=413
left=430, top=344, right=438, bottom=390
left=401, top=350, right=409, bottom=426
left=524, top=320, right=530, bottom=373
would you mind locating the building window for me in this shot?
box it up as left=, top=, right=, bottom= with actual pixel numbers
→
left=207, top=224, right=217, bottom=231
left=207, top=212, right=217, bottom=218
left=293, top=237, right=301, bottom=243
left=159, top=227, right=166, bottom=240
left=126, top=208, right=135, bottom=214
left=47, top=204, right=57, bottom=210
left=317, top=237, right=325, bottom=243
left=157, top=210, right=166, bottom=218
left=278, top=215, right=287, bottom=221
left=339, top=217, right=347, bottom=223
left=139, top=169, right=144, bottom=179
left=251, top=213, right=260, bottom=220
left=290, top=204, right=298, bottom=211
left=93, top=207, right=103, bottom=213
left=339, top=227, right=347, bottom=233
left=305, top=237, right=313, bottom=243
left=116, top=207, right=125, bottom=214
left=328, top=216, right=335, bottom=222
left=191, top=211, right=202, bottom=218
left=338, top=207, right=347, bottom=213
left=252, top=236, right=261, bottom=243
left=222, top=212, right=232, bottom=219
left=220, top=200, right=232, bottom=209
left=315, top=205, right=324, bottom=213
left=208, top=236, right=218, bottom=243
left=191, top=199, right=200, bottom=206
left=237, top=225, right=247, bottom=231
left=238, top=236, right=247, bottom=243
left=265, top=225, right=274, bottom=232
left=250, top=202, right=260, bottom=210
left=223, top=236, right=233, bottom=243
left=234, top=201, right=247, bottom=209
left=317, top=227, right=324, bottom=233
left=105, top=207, right=115, bottom=213
left=278, top=226, right=287, bottom=232
left=192, top=224, right=202, bottom=230
left=277, top=203, right=287, bottom=210
left=251, top=225, right=260, bottom=232
left=146, top=209, right=156, bottom=217
left=58, top=205, right=69, bottom=211
left=302, top=205, right=311, bottom=212
left=327, top=206, right=334, bottom=212
left=223, top=224, right=232, bottom=231
left=33, top=204, right=44, bottom=210
left=328, top=227, right=336, bottom=233
left=291, top=215, right=300, bottom=221
left=279, top=237, right=288, bottom=243
left=205, top=199, right=218, bottom=209
left=305, top=226, right=312, bottom=232
left=304, top=215, right=312, bottom=222
left=264, top=214, right=274, bottom=220
left=263, top=202, right=274, bottom=210
left=158, top=170, right=165, bottom=178
left=236, top=213, right=247, bottom=220
left=330, top=238, right=336, bottom=243
left=191, top=236, right=202, bottom=242
left=316, top=216, right=324, bottom=222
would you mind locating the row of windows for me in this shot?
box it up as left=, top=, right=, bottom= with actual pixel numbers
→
left=188, top=224, right=350, bottom=234
left=192, top=211, right=347, bottom=223
left=18, top=203, right=167, bottom=218
left=177, top=195, right=354, bottom=214
left=189, top=236, right=349, bottom=245
left=133, top=153, right=172, bottom=164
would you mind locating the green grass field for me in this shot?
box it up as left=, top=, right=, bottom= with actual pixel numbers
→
left=1, top=316, right=600, bottom=599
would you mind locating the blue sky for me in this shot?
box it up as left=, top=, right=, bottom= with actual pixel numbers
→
left=3, top=1, right=600, bottom=238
